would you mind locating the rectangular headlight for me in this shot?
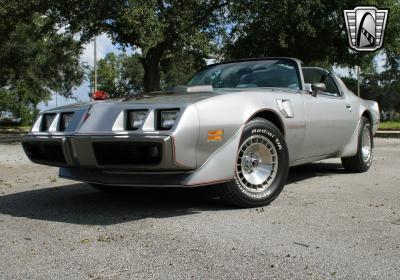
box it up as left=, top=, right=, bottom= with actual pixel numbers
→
left=59, top=112, right=74, bottom=131
left=159, top=109, right=179, bottom=130
left=127, top=110, right=148, bottom=130
left=41, top=113, right=56, bottom=131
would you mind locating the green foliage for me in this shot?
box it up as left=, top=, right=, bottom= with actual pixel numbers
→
left=91, top=51, right=206, bottom=96
left=0, top=4, right=85, bottom=123
left=341, top=66, right=400, bottom=112
left=161, top=53, right=207, bottom=89
left=89, top=53, right=144, bottom=98
left=381, top=0, right=400, bottom=69
left=225, top=0, right=400, bottom=69
left=1, top=0, right=399, bottom=117
left=53, top=0, right=229, bottom=92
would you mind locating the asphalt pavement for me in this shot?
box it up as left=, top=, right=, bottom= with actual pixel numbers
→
left=0, top=138, right=399, bottom=280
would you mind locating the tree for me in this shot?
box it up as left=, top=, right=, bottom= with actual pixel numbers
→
left=224, top=0, right=399, bottom=69
left=161, top=52, right=207, bottom=89
left=91, top=53, right=122, bottom=97
left=90, top=51, right=206, bottom=96
left=382, top=0, right=400, bottom=70
left=340, top=66, right=400, bottom=114
left=53, top=0, right=229, bottom=92
left=0, top=3, right=85, bottom=123
left=89, top=53, right=144, bottom=98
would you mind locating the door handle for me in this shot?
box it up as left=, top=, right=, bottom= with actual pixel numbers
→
left=346, top=104, right=352, bottom=111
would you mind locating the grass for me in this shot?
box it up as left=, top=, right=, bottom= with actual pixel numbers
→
left=379, top=121, right=400, bottom=131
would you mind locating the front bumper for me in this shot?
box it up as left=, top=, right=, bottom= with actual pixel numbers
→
left=22, top=134, right=190, bottom=171
left=59, top=167, right=192, bottom=187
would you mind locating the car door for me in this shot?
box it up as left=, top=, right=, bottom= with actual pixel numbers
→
left=299, top=68, right=358, bottom=159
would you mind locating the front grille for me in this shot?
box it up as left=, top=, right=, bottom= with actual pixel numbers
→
left=22, top=142, right=66, bottom=164
left=92, top=142, right=162, bottom=166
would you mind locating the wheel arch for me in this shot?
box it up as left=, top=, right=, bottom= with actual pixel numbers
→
left=247, top=109, right=285, bottom=137
left=361, top=110, right=373, bottom=124
left=339, top=110, right=373, bottom=158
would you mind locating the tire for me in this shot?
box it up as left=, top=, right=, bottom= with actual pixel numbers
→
left=341, top=116, right=373, bottom=173
left=219, top=118, right=289, bottom=208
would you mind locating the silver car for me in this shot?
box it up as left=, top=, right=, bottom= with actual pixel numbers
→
left=22, top=58, right=380, bottom=207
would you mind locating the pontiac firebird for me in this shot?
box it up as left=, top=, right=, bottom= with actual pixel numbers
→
left=22, top=58, right=380, bottom=207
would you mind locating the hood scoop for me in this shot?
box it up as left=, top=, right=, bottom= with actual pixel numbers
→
left=170, top=85, right=213, bottom=94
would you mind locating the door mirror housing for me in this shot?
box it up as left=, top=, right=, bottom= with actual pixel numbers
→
left=310, top=82, right=326, bottom=97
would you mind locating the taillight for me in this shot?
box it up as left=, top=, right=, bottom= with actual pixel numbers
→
left=92, top=91, right=108, bottom=100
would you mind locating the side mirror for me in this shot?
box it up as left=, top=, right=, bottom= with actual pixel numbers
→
left=310, top=82, right=326, bottom=97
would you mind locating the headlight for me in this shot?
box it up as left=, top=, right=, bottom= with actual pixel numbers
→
left=159, top=109, right=179, bottom=130
left=127, top=110, right=148, bottom=130
left=60, top=112, right=74, bottom=131
left=41, top=113, right=56, bottom=131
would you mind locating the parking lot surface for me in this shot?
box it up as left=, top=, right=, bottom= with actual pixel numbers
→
left=0, top=138, right=399, bottom=280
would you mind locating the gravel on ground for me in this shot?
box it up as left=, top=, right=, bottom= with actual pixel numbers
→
left=0, top=138, right=399, bottom=280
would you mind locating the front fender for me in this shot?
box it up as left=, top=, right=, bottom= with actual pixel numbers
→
left=171, top=104, right=200, bottom=169
left=193, top=90, right=305, bottom=167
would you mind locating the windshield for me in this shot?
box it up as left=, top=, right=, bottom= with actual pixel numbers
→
left=188, top=59, right=300, bottom=90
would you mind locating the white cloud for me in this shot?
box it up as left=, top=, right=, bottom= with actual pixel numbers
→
left=333, top=66, right=353, bottom=77
left=38, top=33, right=141, bottom=111
left=334, top=53, right=388, bottom=79
left=375, top=52, right=387, bottom=72
left=81, top=33, right=115, bottom=67
left=80, top=34, right=139, bottom=67
left=37, top=82, right=91, bottom=112
left=38, top=34, right=117, bottom=111
left=206, top=59, right=216, bottom=65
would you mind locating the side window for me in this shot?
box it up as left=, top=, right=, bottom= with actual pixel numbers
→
left=302, top=68, right=340, bottom=97
left=322, top=75, right=340, bottom=97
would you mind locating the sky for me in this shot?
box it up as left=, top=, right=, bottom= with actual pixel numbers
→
left=38, top=34, right=133, bottom=111
left=38, top=34, right=388, bottom=112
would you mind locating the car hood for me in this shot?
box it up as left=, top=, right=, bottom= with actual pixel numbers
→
left=42, top=86, right=295, bottom=113
left=43, top=92, right=218, bottom=113
left=123, top=91, right=218, bottom=105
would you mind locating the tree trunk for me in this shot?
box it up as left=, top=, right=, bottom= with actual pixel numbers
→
left=142, top=46, right=164, bottom=92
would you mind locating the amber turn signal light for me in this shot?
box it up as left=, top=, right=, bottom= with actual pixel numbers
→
left=207, top=129, right=224, bottom=141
